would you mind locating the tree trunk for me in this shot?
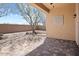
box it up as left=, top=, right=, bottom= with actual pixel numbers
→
left=32, top=25, right=36, bottom=34
left=0, top=33, right=3, bottom=40
left=26, top=25, right=36, bottom=35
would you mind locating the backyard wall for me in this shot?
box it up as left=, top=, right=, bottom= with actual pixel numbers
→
left=0, top=24, right=45, bottom=33
left=0, top=24, right=32, bottom=33
left=46, top=4, right=75, bottom=41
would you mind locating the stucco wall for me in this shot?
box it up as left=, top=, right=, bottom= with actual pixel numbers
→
left=0, top=24, right=32, bottom=33
left=76, top=4, right=79, bottom=45
left=46, top=4, right=75, bottom=40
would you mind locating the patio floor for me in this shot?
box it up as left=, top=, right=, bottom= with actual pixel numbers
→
left=27, top=38, right=79, bottom=56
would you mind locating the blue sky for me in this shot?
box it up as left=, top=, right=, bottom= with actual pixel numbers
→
left=0, top=3, right=29, bottom=25
left=0, top=13, right=29, bottom=24
left=0, top=3, right=45, bottom=25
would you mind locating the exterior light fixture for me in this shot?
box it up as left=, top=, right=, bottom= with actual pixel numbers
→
left=50, top=3, right=54, bottom=8
left=74, top=13, right=76, bottom=18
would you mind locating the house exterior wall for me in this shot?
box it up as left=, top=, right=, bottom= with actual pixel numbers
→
left=46, top=4, right=75, bottom=40
left=76, top=4, right=79, bottom=45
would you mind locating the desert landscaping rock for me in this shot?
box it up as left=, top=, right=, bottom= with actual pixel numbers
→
left=0, top=31, right=46, bottom=56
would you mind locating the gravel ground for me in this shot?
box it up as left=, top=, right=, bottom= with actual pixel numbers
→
left=0, top=31, right=46, bottom=56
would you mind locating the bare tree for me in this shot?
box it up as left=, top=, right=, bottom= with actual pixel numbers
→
left=0, top=5, right=9, bottom=39
left=0, top=4, right=9, bottom=17
left=17, top=3, right=45, bottom=34
left=0, top=8, right=9, bottom=17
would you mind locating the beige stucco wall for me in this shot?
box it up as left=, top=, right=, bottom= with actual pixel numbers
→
left=76, top=4, right=79, bottom=45
left=46, top=4, right=75, bottom=41
left=76, top=3, right=79, bottom=22
left=0, top=24, right=31, bottom=33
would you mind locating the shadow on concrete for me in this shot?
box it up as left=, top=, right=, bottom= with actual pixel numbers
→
left=26, top=38, right=79, bottom=56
